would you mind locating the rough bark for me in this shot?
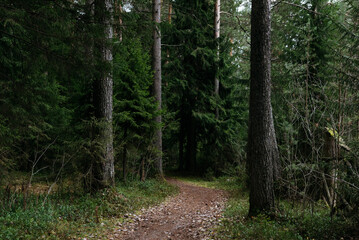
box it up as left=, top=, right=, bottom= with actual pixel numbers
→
left=93, top=0, right=115, bottom=188
left=153, top=0, right=163, bottom=177
left=247, top=0, right=279, bottom=216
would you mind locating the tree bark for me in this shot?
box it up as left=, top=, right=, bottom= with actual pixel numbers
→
left=153, top=0, right=163, bottom=177
left=214, top=0, right=220, bottom=118
left=178, top=102, right=185, bottom=171
left=118, top=1, right=123, bottom=42
left=248, top=0, right=279, bottom=216
left=123, top=128, right=127, bottom=182
left=93, top=0, right=115, bottom=188
left=166, top=3, right=172, bottom=63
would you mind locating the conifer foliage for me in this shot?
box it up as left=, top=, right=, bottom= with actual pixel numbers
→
left=1, top=0, right=359, bottom=231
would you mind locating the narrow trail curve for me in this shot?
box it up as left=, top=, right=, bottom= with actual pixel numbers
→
left=113, top=178, right=227, bottom=240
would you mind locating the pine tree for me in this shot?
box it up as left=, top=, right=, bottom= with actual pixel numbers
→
left=248, top=0, right=279, bottom=216
left=152, top=0, right=163, bottom=177
left=92, top=0, right=115, bottom=188
left=113, top=38, right=156, bottom=182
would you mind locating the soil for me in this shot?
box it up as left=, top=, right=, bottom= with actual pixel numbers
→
left=112, top=178, right=227, bottom=240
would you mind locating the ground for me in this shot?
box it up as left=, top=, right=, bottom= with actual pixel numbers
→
left=110, top=178, right=227, bottom=240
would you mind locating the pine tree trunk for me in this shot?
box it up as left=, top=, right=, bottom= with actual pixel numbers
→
left=248, top=0, right=279, bottom=216
left=93, top=0, right=115, bottom=188
left=153, top=0, right=163, bottom=177
left=166, top=3, right=172, bottom=64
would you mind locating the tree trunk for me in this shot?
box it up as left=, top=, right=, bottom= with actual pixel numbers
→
left=248, top=0, right=279, bottom=216
left=185, top=113, right=197, bottom=172
left=140, top=157, right=146, bottom=182
left=166, top=3, right=172, bottom=64
left=93, top=0, right=115, bottom=188
left=178, top=102, right=185, bottom=171
left=153, top=0, right=163, bottom=177
left=123, top=128, right=127, bottom=182
left=168, top=3, right=172, bottom=24
left=214, top=0, right=220, bottom=118
left=118, top=1, right=123, bottom=42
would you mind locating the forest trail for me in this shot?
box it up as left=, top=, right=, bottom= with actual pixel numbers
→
left=112, top=178, right=227, bottom=240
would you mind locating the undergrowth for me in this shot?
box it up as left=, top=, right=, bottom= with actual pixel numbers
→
left=173, top=173, right=358, bottom=240
left=0, top=177, right=178, bottom=240
left=215, top=196, right=358, bottom=240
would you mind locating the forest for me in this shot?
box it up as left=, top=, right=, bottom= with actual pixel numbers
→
left=1, top=0, right=359, bottom=239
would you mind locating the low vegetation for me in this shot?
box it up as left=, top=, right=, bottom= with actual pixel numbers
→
left=217, top=197, right=358, bottom=240
left=0, top=173, right=178, bottom=240
left=175, top=174, right=359, bottom=240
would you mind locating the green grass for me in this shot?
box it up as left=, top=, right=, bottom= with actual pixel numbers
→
left=215, top=197, right=357, bottom=240
left=0, top=178, right=178, bottom=240
left=3, top=172, right=357, bottom=240
left=168, top=173, right=246, bottom=192
left=216, top=198, right=302, bottom=240
left=172, top=174, right=358, bottom=240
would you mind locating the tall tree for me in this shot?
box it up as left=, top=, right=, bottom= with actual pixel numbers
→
left=247, top=0, right=279, bottom=216
left=153, top=0, right=163, bottom=176
left=93, top=0, right=115, bottom=188
left=113, top=38, right=156, bottom=183
left=214, top=0, right=220, bottom=118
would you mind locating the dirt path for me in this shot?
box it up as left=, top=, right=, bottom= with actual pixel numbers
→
left=112, top=178, right=227, bottom=240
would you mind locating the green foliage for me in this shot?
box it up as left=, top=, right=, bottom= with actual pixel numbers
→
left=271, top=0, right=359, bottom=218
left=1, top=0, right=359, bottom=238
left=113, top=38, right=155, bottom=139
left=209, top=178, right=357, bottom=240
left=113, top=37, right=157, bottom=177
left=163, top=0, right=244, bottom=175
left=0, top=0, right=88, bottom=177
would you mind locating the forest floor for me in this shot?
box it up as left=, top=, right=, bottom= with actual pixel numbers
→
left=109, top=178, right=228, bottom=240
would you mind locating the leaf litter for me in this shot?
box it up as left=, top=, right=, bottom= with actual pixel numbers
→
left=110, top=178, right=227, bottom=240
